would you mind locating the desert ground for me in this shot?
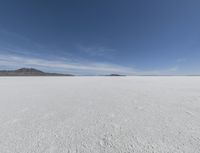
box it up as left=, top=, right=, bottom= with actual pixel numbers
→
left=0, top=76, right=200, bottom=153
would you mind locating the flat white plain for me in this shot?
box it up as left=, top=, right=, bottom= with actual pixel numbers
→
left=0, top=77, right=200, bottom=153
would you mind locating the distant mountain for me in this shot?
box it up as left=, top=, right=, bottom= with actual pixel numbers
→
left=0, top=68, right=73, bottom=76
left=106, top=74, right=126, bottom=76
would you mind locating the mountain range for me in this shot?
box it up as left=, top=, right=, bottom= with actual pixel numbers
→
left=0, top=68, right=73, bottom=76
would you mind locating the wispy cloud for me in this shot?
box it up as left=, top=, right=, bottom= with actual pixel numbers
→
left=0, top=53, right=187, bottom=75
left=78, top=45, right=115, bottom=58
left=168, top=66, right=178, bottom=72
left=0, top=52, right=189, bottom=75
left=0, top=54, right=136, bottom=75
left=164, top=58, right=187, bottom=74
left=176, top=58, right=186, bottom=63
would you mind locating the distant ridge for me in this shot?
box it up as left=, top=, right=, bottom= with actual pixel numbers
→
left=106, top=74, right=126, bottom=76
left=0, top=68, right=73, bottom=76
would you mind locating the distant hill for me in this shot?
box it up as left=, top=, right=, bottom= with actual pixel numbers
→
left=105, top=74, right=126, bottom=76
left=0, top=68, right=73, bottom=76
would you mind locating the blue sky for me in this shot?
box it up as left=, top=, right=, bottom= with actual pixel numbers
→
left=0, top=0, right=200, bottom=75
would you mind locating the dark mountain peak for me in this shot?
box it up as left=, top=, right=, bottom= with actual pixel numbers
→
left=15, top=68, right=44, bottom=74
left=108, top=74, right=126, bottom=76
left=0, top=68, right=73, bottom=76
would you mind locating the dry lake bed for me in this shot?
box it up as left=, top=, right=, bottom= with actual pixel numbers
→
left=0, top=76, right=200, bottom=153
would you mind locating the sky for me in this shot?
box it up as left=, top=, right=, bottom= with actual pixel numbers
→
left=0, top=0, right=200, bottom=75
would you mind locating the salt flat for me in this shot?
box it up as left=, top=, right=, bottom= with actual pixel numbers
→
left=0, top=76, right=200, bottom=153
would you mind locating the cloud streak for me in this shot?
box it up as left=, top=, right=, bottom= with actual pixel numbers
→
left=78, top=45, right=115, bottom=59
left=0, top=54, right=186, bottom=75
left=0, top=54, right=136, bottom=75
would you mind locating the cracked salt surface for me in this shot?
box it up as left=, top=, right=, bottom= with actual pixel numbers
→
left=0, top=76, right=200, bottom=153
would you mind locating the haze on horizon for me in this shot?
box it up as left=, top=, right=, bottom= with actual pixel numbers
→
left=0, top=0, right=200, bottom=75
